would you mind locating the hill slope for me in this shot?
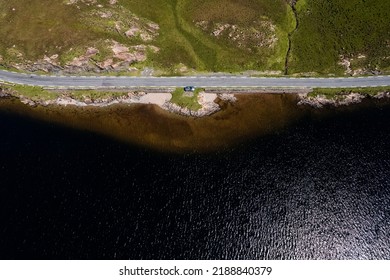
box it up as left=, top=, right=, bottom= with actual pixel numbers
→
left=0, top=0, right=389, bottom=76
left=0, top=0, right=293, bottom=74
left=289, top=0, right=390, bottom=75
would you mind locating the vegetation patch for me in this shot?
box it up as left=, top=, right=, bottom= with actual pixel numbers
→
left=179, top=0, right=294, bottom=72
left=0, top=0, right=159, bottom=73
left=290, top=0, right=390, bottom=75
left=0, top=0, right=389, bottom=75
left=3, top=84, right=57, bottom=101
left=0, top=0, right=294, bottom=74
left=170, top=87, right=203, bottom=110
left=308, top=87, right=390, bottom=99
left=67, top=89, right=127, bottom=101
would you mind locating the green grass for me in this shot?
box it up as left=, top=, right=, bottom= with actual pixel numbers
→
left=170, top=87, right=203, bottom=110
left=178, top=0, right=293, bottom=72
left=68, top=90, right=127, bottom=101
left=6, top=84, right=57, bottom=101
left=1, top=84, right=139, bottom=102
left=129, top=0, right=293, bottom=72
left=308, top=87, right=390, bottom=99
left=289, top=0, right=390, bottom=75
left=1, top=84, right=140, bottom=102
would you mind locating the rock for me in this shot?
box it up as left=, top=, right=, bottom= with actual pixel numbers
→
left=338, top=54, right=382, bottom=76
left=161, top=91, right=223, bottom=117
left=20, top=97, right=37, bottom=107
left=65, top=47, right=101, bottom=71
left=338, top=55, right=352, bottom=74
left=68, top=56, right=89, bottom=67
left=27, top=53, right=64, bottom=73
left=212, top=23, right=231, bottom=37
left=124, top=21, right=159, bottom=42
left=199, top=20, right=277, bottom=50
left=66, top=0, right=97, bottom=5
left=195, top=21, right=209, bottom=31
left=50, top=54, right=59, bottom=60
left=340, top=92, right=365, bottom=105
left=148, top=45, right=160, bottom=53
left=218, top=93, right=237, bottom=102
left=146, top=22, right=160, bottom=31
left=125, top=27, right=140, bottom=37
left=140, top=33, right=153, bottom=42
left=373, top=91, right=390, bottom=99
left=86, top=47, right=99, bottom=56
left=0, top=88, right=11, bottom=98
left=297, top=92, right=366, bottom=108
left=162, top=101, right=220, bottom=117
left=98, top=58, right=114, bottom=69
left=111, top=41, right=147, bottom=63
left=112, top=41, right=130, bottom=56
left=99, top=11, right=112, bottom=18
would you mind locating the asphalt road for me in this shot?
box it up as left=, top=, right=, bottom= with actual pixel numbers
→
left=1, top=69, right=390, bottom=89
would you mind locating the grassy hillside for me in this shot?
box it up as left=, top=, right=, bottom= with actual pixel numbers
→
left=0, top=0, right=293, bottom=74
left=130, top=0, right=294, bottom=72
left=0, top=1, right=94, bottom=60
left=289, top=0, right=390, bottom=75
left=0, top=0, right=389, bottom=75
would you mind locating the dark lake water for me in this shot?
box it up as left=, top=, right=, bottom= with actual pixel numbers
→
left=0, top=104, right=389, bottom=260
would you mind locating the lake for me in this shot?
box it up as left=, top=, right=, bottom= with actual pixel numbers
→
left=0, top=95, right=389, bottom=259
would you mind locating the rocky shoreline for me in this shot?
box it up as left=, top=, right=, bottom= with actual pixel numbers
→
left=0, top=90, right=11, bottom=98
left=162, top=93, right=237, bottom=117
left=2, top=85, right=390, bottom=115
left=0, top=86, right=237, bottom=117
left=297, top=91, right=390, bottom=108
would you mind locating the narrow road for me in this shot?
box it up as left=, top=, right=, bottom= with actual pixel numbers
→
left=1, top=70, right=390, bottom=89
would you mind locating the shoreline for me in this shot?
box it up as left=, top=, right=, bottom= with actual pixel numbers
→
left=0, top=86, right=238, bottom=117
left=1, top=90, right=389, bottom=153
left=297, top=91, right=390, bottom=108
left=0, top=93, right=304, bottom=153
left=1, top=85, right=390, bottom=118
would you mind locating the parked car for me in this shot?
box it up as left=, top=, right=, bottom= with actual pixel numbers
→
left=183, top=86, right=195, bottom=92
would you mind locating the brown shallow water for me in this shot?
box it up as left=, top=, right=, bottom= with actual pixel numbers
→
left=3, top=93, right=385, bottom=152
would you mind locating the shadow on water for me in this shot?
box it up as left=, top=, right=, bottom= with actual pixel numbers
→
left=0, top=94, right=308, bottom=153
left=0, top=95, right=389, bottom=260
